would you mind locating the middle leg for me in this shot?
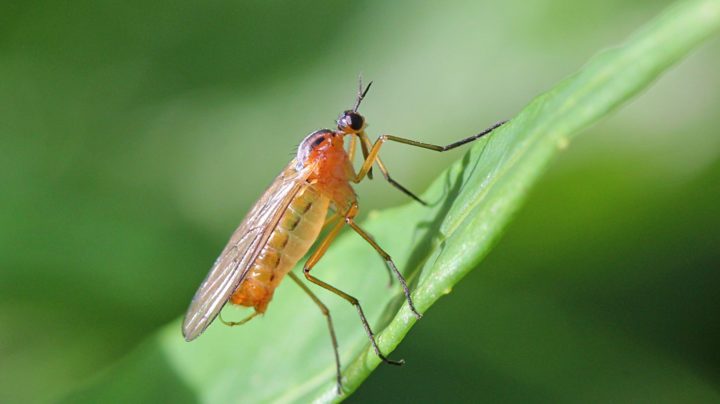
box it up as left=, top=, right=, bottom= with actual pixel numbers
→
left=302, top=208, right=404, bottom=366
left=345, top=212, right=422, bottom=319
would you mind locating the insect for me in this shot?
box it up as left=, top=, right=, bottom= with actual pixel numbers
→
left=182, top=80, right=506, bottom=394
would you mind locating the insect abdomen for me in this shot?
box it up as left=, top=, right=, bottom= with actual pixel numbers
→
left=230, top=185, right=329, bottom=312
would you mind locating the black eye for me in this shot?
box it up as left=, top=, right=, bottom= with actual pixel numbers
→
left=348, top=113, right=364, bottom=130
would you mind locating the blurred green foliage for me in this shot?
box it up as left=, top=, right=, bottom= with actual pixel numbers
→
left=1, top=0, right=719, bottom=403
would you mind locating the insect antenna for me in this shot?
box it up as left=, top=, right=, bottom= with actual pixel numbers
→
left=352, top=76, right=373, bottom=112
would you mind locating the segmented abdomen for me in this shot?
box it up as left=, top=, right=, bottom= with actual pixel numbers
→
left=230, top=185, right=329, bottom=313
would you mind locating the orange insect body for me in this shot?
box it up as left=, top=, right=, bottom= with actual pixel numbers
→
left=307, top=132, right=357, bottom=211
left=229, top=184, right=329, bottom=312
left=230, top=132, right=355, bottom=314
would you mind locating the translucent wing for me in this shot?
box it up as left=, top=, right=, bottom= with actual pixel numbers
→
left=182, top=161, right=310, bottom=341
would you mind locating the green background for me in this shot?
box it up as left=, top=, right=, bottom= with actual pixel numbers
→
left=1, top=0, right=718, bottom=402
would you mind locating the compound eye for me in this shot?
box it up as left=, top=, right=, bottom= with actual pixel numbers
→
left=347, top=113, right=364, bottom=131
left=339, top=111, right=365, bottom=132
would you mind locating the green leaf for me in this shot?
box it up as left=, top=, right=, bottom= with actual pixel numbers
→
left=66, top=0, right=720, bottom=402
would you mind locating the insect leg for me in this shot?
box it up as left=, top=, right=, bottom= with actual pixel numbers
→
left=359, top=134, right=374, bottom=180
left=325, top=211, right=393, bottom=286
left=346, top=215, right=422, bottom=319
left=347, top=131, right=374, bottom=180
left=347, top=134, right=357, bottom=162
left=302, top=207, right=404, bottom=366
left=218, top=310, right=259, bottom=327
left=357, top=132, right=425, bottom=205
left=323, top=212, right=341, bottom=228
left=353, top=120, right=508, bottom=199
left=288, top=271, right=343, bottom=394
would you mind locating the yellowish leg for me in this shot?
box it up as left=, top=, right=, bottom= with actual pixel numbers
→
left=359, top=133, right=373, bottom=179
left=353, top=121, right=507, bottom=203
left=302, top=204, right=404, bottom=366
left=357, top=132, right=424, bottom=204
left=218, top=310, right=259, bottom=327
left=347, top=134, right=357, bottom=162
left=346, top=130, right=373, bottom=179
left=346, top=213, right=422, bottom=319
left=288, top=272, right=343, bottom=394
left=322, top=212, right=340, bottom=228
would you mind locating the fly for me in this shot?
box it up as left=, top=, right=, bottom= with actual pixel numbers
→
left=182, top=80, right=507, bottom=394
